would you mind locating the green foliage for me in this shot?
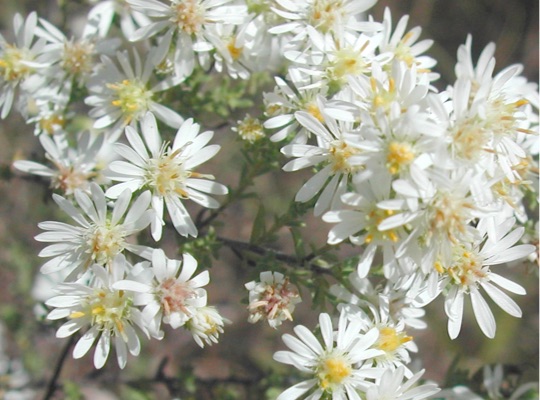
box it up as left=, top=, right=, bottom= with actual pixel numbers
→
left=62, top=381, right=84, bottom=400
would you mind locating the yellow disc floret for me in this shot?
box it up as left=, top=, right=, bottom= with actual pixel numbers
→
left=317, top=353, right=352, bottom=391
left=107, top=79, right=153, bottom=124
left=386, top=141, right=415, bottom=174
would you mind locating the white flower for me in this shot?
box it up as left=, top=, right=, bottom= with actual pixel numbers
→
left=273, top=311, right=384, bottom=400
left=35, top=183, right=154, bottom=279
left=245, top=271, right=301, bottom=328
left=35, top=16, right=120, bottom=87
left=281, top=106, right=359, bottom=216
left=127, top=0, right=247, bottom=79
left=106, top=112, right=228, bottom=240
left=269, top=0, right=381, bottom=47
left=0, top=12, right=49, bottom=118
left=45, top=257, right=149, bottom=369
left=233, top=114, right=265, bottom=143
left=85, top=47, right=183, bottom=141
left=339, top=295, right=417, bottom=374
left=323, top=177, right=408, bottom=279
left=436, top=217, right=535, bottom=339
left=365, top=366, right=439, bottom=400
left=379, top=8, right=437, bottom=77
left=263, top=72, right=329, bottom=143
left=208, top=16, right=274, bottom=80
left=114, top=249, right=209, bottom=335
left=13, top=132, right=111, bottom=195
left=185, top=306, right=230, bottom=348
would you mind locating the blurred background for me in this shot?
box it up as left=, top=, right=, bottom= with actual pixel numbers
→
left=0, top=0, right=538, bottom=399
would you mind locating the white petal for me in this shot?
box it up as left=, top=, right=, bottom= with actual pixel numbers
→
left=470, top=287, right=496, bottom=338
left=73, top=326, right=99, bottom=358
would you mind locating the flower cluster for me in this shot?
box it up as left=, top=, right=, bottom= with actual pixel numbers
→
left=2, top=0, right=538, bottom=397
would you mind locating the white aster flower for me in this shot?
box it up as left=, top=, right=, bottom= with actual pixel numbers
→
left=45, top=258, right=149, bottom=369
left=273, top=311, right=384, bottom=400
left=436, top=217, right=534, bottom=339
left=233, top=114, right=265, bottom=143
left=269, top=0, right=381, bottom=48
left=378, top=8, right=437, bottom=78
left=13, top=132, right=110, bottom=195
left=85, top=47, right=183, bottom=141
left=0, top=12, right=49, bottom=118
left=35, top=16, right=120, bottom=88
left=114, top=249, right=209, bottom=335
left=106, top=112, right=228, bottom=240
left=281, top=106, right=360, bottom=216
left=323, top=177, right=408, bottom=278
left=127, top=0, right=248, bottom=79
left=365, top=366, right=439, bottom=400
left=185, top=305, right=230, bottom=348
left=339, top=295, right=417, bottom=374
left=245, top=271, right=301, bottom=329
left=263, top=72, right=329, bottom=143
left=36, top=183, right=154, bottom=279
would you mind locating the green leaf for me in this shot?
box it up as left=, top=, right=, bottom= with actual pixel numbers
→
left=250, top=202, right=267, bottom=244
left=290, top=227, right=305, bottom=259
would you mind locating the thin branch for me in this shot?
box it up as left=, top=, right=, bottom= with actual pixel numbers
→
left=217, top=236, right=336, bottom=276
left=42, top=334, right=76, bottom=400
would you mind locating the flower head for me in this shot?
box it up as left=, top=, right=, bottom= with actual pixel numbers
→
left=106, top=112, right=228, bottom=240
left=46, top=257, right=149, bottom=369
left=245, top=271, right=301, bottom=328
left=273, top=311, right=384, bottom=399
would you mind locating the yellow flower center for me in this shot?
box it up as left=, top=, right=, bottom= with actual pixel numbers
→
left=317, top=355, right=352, bottom=391
left=328, top=45, right=368, bottom=84
left=85, top=224, right=126, bottom=266
left=371, top=77, right=396, bottom=111
left=62, top=40, right=95, bottom=76
left=308, top=0, right=345, bottom=34
left=446, top=245, right=486, bottom=289
left=146, top=147, right=193, bottom=197
left=227, top=38, right=243, bottom=61
left=108, top=79, right=153, bottom=124
left=386, top=141, right=415, bottom=174
left=71, top=289, right=131, bottom=338
left=172, top=0, right=205, bottom=34
left=451, top=118, right=489, bottom=162
left=394, top=31, right=417, bottom=68
left=236, top=116, right=265, bottom=143
left=304, top=101, right=324, bottom=122
left=365, top=207, right=399, bottom=244
left=0, top=44, right=34, bottom=82
left=328, top=140, right=359, bottom=174
left=377, top=326, right=413, bottom=353
left=39, top=113, right=65, bottom=135
left=427, top=191, right=474, bottom=244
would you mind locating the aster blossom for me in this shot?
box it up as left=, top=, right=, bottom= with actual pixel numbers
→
left=35, top=183, right=154, bottom=280
left=432, top=217, right=535, bottom=339
left=13, top=132, right=111, bottom=195
left=113, top=248, right=209, bottom=335
left=273, top=311, right=384, bottom=400
left=281, top=104, right=360, bottom=216
left=106, top=111, right=228, bottom=240
left=127, top=0, right=248, bottom=79
left=0, top=12, right=49, bottom=119
left=245, top=271, right=301, bottom=328
left=85, top=46, right=183, bottom=140
left=45, top=256, right=150, bottom=369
